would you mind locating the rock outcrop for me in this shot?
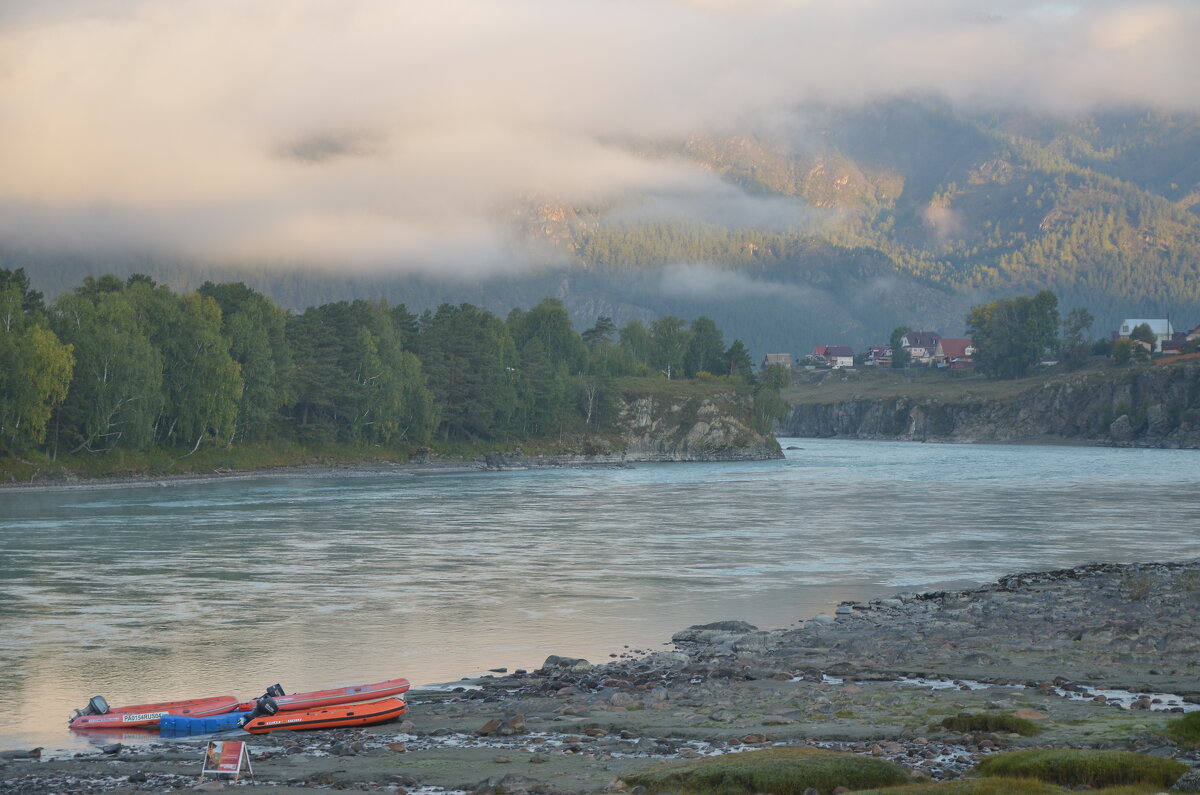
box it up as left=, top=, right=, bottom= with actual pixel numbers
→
left=783, top=363, right=1200, bottom=448
left=613, top=392, right=782, bottom=461
left=479, top=389, right=782, bottom=466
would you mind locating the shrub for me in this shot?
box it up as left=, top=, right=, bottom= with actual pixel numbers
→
left=623, top=747, right=911, bottom=794
left=1166, top=711, right=1200, bottom=745
left=940, top=712, right=1041, bottom=736
left=975, top=748, right=1187, bottom=789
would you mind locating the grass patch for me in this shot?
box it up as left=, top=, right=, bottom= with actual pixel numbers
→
left=623, top=747, right=910, bottom=794
left=860, top=780, right=1168, bottom=794
left=855, top=777, right=1060, bottom=794
left=975, top=748, right=1187, bottom=789
left=940, top=712, right=1042, bottom=736
left=1165, top=711, right=1200, bottom=745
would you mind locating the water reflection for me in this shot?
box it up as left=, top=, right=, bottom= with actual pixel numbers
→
left=2, top=439, right=1200, bottom=753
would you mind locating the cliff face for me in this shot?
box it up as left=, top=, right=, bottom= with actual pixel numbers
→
left=783, top=363, right=1200, bottom=448
left=519, top=390, right=782, bottom=463
left=613, top=392, right=783, bottom=461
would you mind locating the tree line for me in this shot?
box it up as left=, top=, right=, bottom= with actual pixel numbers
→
left=947, top=290, right=1192, bottom=379
left=0, top=269, right=769, bottom=459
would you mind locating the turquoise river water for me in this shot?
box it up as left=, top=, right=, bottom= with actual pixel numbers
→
left=2, top=438, right=1199, bottom=753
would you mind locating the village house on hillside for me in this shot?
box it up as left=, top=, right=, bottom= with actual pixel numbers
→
left=760, top=353, right=792, bottom=370
left=864, top=346, right=891, bottom=366
left=813, top=345, right=854, bottom=369
left=934, top=338, right=976, bottom=369
left=1116, top=318, right=1174, bottom=353
left=901, top=331, right=941, bottom=364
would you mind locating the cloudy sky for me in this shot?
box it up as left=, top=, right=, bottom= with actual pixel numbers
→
left=2, top=0, right=1198, bottom=273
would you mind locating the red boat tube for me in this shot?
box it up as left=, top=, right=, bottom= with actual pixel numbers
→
left=235, top=677, right=410, bottom=712
left=242, top=697, right=407, bottom=734
left=69, top=695, right=240, bottom=729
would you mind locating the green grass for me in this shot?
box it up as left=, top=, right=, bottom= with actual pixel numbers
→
left=619, top=375, right=751, bottom=401
left=940, top=712, right=1042, bottom=736
left=1165, top=710, right=1200, bottom=745
left=856, top=777, right=1061, bottom=794
left=859, top=780, right=1168, bottom=794
left=974, top=748, right=1187, bottom=789
left=623, top=747, right=911, bottom=794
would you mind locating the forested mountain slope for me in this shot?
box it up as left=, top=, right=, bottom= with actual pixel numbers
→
left=8, top=98, right=1199, bottom=355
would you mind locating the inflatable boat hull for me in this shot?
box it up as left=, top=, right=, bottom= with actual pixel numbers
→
left=242, top=697, right=407, bottom=734
left=235, top=677, right=410, bottom=712
left=69, top=696, right=239, bottom=729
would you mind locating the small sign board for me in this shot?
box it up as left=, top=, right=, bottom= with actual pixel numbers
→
left=200, top=740, right=253, bottom=781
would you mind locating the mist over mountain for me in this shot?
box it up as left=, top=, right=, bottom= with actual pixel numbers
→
left=4, top=2, right=1200, bottom=354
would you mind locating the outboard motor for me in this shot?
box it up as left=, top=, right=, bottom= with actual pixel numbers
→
left=236, top=695, right=278, bottom=727
left=265, top=683, right=286, bottom=698
left=71, top=696, right=110, bottom=721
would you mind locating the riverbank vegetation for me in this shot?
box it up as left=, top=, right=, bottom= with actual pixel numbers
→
left=0, top=268, right=785, bottom=481
left=624, top=747, right=912, bottom=794
left=973, top=749, right=1188, bottom=790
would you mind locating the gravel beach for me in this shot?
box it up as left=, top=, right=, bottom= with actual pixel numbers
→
left=4, top=560, right=1198, bottom=794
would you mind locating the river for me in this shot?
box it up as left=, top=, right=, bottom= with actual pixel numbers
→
left=2, top=438, right=1200, bottom=753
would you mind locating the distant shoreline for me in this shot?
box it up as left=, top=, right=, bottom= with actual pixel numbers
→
left=0, top=449, right=772, bottom=494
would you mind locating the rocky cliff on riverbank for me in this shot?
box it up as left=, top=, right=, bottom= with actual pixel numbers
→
left=783, top=362, right=1200, bottom=448
left=511, top=389, right=782, bottom=464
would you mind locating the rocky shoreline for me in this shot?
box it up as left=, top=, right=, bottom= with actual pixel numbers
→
left=4, top=561, right=1199, bottom=793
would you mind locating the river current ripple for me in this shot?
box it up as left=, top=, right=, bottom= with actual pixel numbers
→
left=2, top=438, right=1199, bottom=752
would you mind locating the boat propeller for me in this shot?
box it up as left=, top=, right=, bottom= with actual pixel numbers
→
left=236, top=695, right=278, bottom=727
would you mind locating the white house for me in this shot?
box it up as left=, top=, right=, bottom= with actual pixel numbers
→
left=1117, top=319, right=1174, bottom=352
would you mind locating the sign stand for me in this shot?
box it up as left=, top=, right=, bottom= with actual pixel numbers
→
left=199, top=740, right=254, bottom=782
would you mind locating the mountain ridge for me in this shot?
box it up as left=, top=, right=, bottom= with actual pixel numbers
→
left=8, top=97, right=1199, bottom=356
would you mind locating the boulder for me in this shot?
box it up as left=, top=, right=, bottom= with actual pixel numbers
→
left=650, top=651, right=691, bottom=669
left=1172, top=768, right=1200, bottom=793
left=1109, top=414, right=1135, bottom=442
left=540, top=655, right=593, bottom=674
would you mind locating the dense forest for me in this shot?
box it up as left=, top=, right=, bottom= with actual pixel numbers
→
left=0, top=268, right=779, bottom=466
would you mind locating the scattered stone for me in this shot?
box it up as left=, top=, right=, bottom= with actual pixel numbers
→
left=0, top=748, right=41, bottom=760
left=1170, top=768, right=1200, bottom=792
left=541, top=655, right=594, bottom=674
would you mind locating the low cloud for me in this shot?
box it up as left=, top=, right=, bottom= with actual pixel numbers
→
left=1, top=0, right=1198, bottom=273
left=659, top=263, right=818, bottom=303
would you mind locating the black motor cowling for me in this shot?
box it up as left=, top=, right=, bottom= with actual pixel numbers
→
left=265, top=683, right=286, bottom=698
left=71, top=696, right=110, bottom=721
left=236, top=695, right=278, bottom=727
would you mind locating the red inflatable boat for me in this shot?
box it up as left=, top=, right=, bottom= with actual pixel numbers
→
left=242, top=697, right=407, bottom=734
left=69, top=695, right=239, bottom=729
left=235, top=677, right=410, bottom=712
